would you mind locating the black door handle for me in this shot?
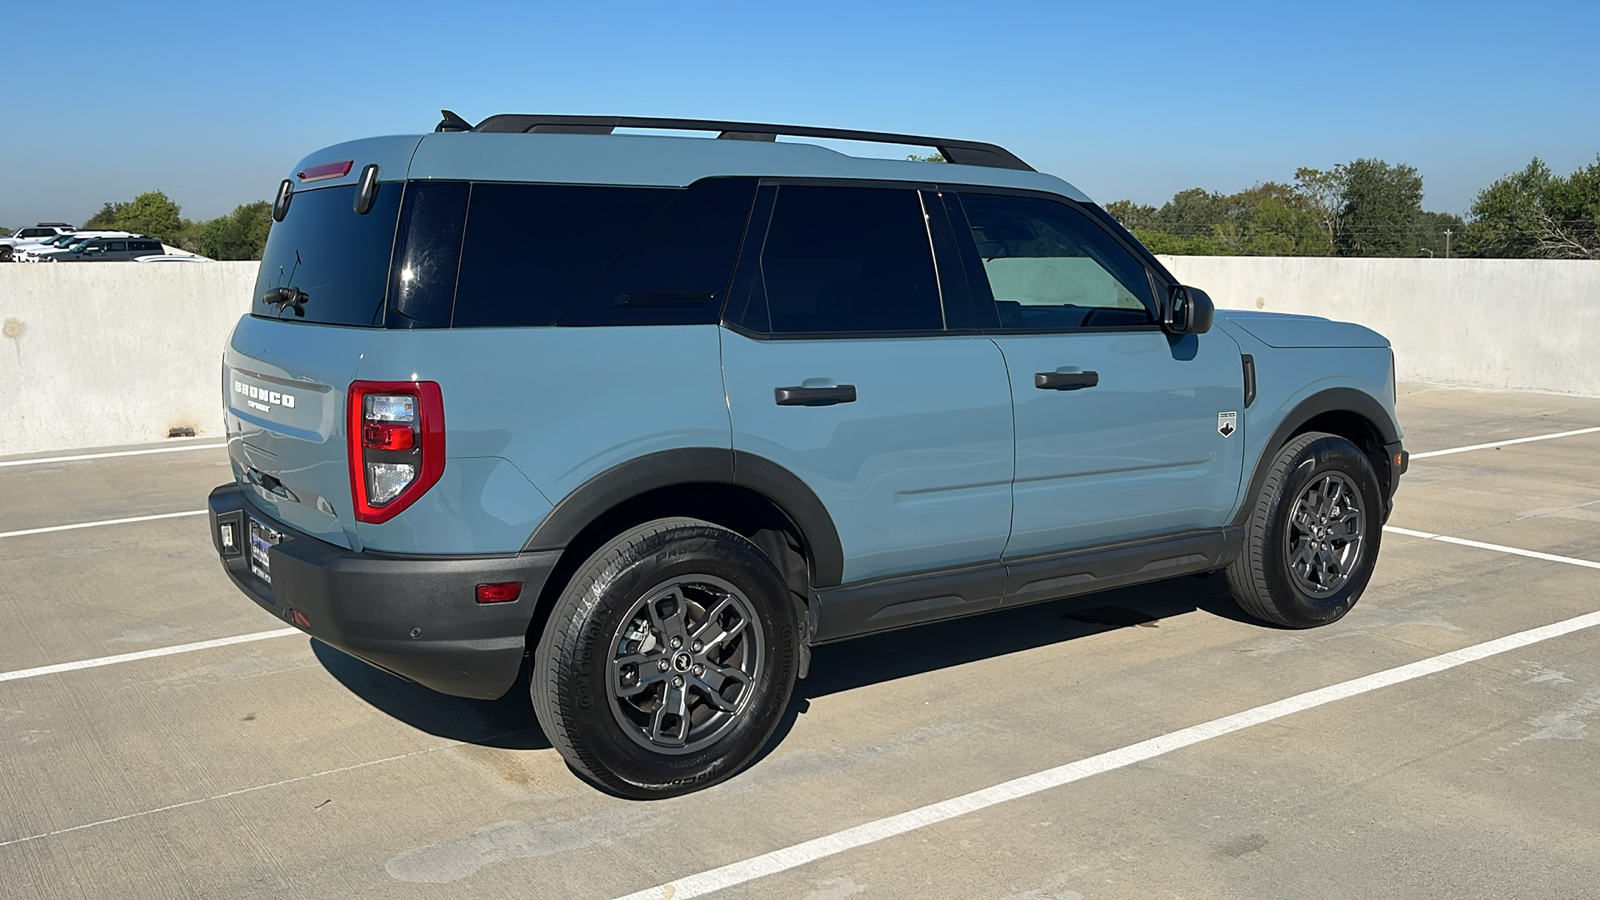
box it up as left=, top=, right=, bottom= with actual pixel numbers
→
left=1035, top=370, right=1099, bottom=390
left=775, top=385, right=857, bottom=406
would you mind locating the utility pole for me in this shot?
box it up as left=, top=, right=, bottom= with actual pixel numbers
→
left=1444, top=228, right=1452, bottom=259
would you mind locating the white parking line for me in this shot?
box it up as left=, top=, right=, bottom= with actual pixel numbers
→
left=0, top=509, right=207, bottom=540
left=615, top=605, right=1600, bottom=900
left=0, top=628, right=299, bottom=684
left=1410, top=425, right=1600, bottom=459
left=1384, top=525, right=1600, bottom=571
left=0, top=442, right=227, bottom=469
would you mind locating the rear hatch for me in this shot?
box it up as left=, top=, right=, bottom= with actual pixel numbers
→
left=224, top=140, right=418, bottom=550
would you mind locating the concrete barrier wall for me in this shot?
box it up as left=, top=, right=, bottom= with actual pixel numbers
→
left=1158, top=256, right=1600, bottom=396
left=1, top=258, right=1597, bottom=457
left=1, top=262, right=256, bottom=456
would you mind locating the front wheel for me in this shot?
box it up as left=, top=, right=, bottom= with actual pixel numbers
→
left=533, top=518, right=799, bottom=798
left=1226, top=432, right=1383, bottom=628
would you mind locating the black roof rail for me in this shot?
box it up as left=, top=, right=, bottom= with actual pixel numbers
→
left=436, top=111, right=1033, bottom=171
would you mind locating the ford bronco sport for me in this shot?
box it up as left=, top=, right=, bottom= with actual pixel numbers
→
left=208, top=112, right=1407, bottom=797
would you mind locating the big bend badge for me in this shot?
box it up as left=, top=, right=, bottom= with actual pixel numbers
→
left=1217, top=411, right=1238, bottom=437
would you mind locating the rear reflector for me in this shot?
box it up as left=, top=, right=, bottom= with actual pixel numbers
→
left=298, top=160, right=354, bottom=182
left=476, top=582, right=522, bottom=604
left=291, top=609, right=311, bottom=629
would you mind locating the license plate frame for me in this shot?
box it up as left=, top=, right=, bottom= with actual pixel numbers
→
left=249, top=518, right=282, bottom=584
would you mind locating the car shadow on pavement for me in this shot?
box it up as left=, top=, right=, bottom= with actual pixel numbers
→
left=311, top=639, right=550, bottom=750
left=308, top=572, right=1256, bottom=761
left=751, top=572, right=1255, bottom=768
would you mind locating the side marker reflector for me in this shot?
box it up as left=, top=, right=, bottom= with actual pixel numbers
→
left=476, top=582, right=522, bottom=604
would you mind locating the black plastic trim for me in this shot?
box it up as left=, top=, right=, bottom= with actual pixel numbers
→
left=208, top=483, right=556, bottom=700
left=1242, top=354, right=1256, bottom=408
left=518, top=448, right=847, bottom=589
left=813, top=527, right=1240, bottom=643
left=732, top=450, right=846, bottom=588
left=466, top=115, right=1035, bottom=171
left=1231, top=388, right=1403, bottom=529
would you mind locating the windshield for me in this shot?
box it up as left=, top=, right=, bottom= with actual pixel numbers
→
left=252, top=183, right=402, bottom=326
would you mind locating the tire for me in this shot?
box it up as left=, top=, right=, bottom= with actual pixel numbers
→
left=1226, top=432, right=1383, bottom=628
left=533, top=517, right=799, bottom=798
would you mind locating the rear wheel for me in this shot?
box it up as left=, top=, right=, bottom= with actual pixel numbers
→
left=533, top=518, right=798, bottom=798
left=1226, top=432, right=1383, bottom=628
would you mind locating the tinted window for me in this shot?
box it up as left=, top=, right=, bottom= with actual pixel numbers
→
left=387, top=181, right=469, bottom=328
left=759, top=186, right=942, bottom=334
left=560, top=178, right=757, bottom=326
left=956, top=193, right=1154, bottom=330
left=106, top=241, right=127, bottom=252
left=452, top=184, right=678, bottom=327
left=131, top=240, right=160, bottom=252
left=253, top=183, right=402, bottom=326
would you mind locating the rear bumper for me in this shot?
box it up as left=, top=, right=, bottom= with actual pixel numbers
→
left=207, top=482, right=558, bottom=700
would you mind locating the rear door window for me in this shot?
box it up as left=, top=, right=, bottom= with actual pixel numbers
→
left=253, top=183, right=402, bottom=326
left=753, top=185, right=944, bottom=335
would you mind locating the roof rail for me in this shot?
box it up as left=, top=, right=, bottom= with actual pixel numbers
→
left=434, top=111, right=1033, bottom=171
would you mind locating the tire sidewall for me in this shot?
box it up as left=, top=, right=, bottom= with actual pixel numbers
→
left=1258, top=437, right=1384, bottom=626
left=550, top=524, right=797, bottom=795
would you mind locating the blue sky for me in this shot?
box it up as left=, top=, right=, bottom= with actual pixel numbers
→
left=4, top=0, right=1597, bottom=228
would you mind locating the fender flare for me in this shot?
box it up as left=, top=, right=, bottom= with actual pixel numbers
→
left=522, top=448, right=846, bottom=587
left=1232, top=386, right=1401, bottom=528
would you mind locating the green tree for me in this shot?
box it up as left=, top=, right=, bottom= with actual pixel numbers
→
left=1103, top=199, right=1157, bottom=232
left=1335, top=159, right=1424, bottom=257
left=1464, top=156, right=1600, bottom=259
left=84, top=201, right=127, bottom=229
left=114, top=191, right=185, bottom=244
left=187, top=201, right=273, bottom=260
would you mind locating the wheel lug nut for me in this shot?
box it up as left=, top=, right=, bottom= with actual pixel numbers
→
left=692, top=664, right=704, bottom=676
left=691, top=640, right=702, bottom=652
left=658, top=660, right=669, bottom=671
left=670, top=637, right=682, bottom=649
left=671, top=676, right=683, bottom=688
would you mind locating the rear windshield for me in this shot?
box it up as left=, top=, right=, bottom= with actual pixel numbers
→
left=252, top=184, right=402, bottom=326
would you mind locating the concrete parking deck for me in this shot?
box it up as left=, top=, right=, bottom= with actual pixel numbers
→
left=2, top=384, right=1599, bottom=899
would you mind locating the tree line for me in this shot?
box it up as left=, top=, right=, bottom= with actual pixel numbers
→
left=73, top=192, right=272, bottom=261
left=1105, top=155, right=1599, bottom=260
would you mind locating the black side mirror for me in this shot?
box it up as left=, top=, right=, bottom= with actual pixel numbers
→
left=1164, top=285, right=1215, bottom=335
left=272, top=179, right=293, bottom=222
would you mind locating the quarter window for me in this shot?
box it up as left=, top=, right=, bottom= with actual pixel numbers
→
left=757, top=185, right=943, bottom=335
left=956, top=193, right=1155, bottom=330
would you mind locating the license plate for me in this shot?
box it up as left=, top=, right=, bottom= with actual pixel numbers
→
left=249, top=519, right=282, bottom=584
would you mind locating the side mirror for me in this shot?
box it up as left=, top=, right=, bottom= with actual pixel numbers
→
left=1164, top=285, right=1214, bottom=335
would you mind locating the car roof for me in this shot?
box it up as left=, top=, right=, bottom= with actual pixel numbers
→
left=286, top=123, right=1091, bottom=203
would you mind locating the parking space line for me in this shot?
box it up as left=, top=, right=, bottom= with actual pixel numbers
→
left=614, top=605, right=1600, bottom=900
left=0, top=629, right=298, bottom=685
left=0, top=443, right=227, bottom=469
left=1383, top=525, right=1600, bottom=570
left=0, top=509, right=207, bottom=540
left=1410, top=425, right=1600, bottom=459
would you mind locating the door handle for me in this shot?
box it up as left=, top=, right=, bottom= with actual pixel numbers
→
left=1035, top=370, right=1099, bottom=390
left=775, top=385, right=857, bottom=406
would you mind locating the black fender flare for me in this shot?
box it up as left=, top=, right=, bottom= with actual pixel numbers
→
left=1232, top=387, right=1402, bottom=528
left=521, top=447, right=846, bottom=588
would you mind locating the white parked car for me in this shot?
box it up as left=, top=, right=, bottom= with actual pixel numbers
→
left=1, top=223, right=77, bottom=261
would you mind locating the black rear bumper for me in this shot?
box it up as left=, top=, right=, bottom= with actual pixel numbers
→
left=207, top=483, right=558, bottom=700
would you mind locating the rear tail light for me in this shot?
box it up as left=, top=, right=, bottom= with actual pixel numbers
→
left=347, top=381, right=445, bottom=524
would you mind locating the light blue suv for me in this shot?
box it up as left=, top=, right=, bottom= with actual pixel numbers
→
left=207, top=113, right=1407, bottom=797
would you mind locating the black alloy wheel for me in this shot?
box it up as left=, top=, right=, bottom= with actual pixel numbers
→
left=1226, top=432, right=1384, bottom=628
left=534, top=518, right=799, bottom=798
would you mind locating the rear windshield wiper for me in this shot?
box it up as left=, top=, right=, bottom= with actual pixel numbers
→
left=262, top=286, right=310, bottom=318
